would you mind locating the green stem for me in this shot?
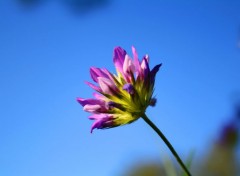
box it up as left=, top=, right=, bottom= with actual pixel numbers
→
left=141, top=113, right=192, bottom=176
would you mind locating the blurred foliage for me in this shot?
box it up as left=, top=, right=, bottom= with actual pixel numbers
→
left=123, top=162, right=165, bottom=176
left=122, top=103, right=240, bottom=176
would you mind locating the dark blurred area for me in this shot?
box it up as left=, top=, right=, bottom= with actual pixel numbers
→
left=197, top=103, right=239, bottom=176
left=122, top=102, right=240, bottom=176
left=16, top=0, right=110, bottom=13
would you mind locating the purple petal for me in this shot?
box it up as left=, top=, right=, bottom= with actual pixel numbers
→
left=113, top=46, right=126, bottom=73
left=91, top=119, right=110, bottom=133
left=93, top=92, right=105, bottom=100
left=98, top=77, right=117, bottom=94
left=150, top=64, right=162, bottom=82
left=90, top=67, right=109, bottom=82
left=76, top=98, right=86, bottom=106
left=101, top=68, right=116, bottom=83
left=106, top=101, right=117, bottom=109
left=106, top=101, right=122, bottom=110
left=151, top=64, right=161, bottom=75
left=83, top=104, right=102, bottom=113
left=132, top=46, right=141, bottom=75
left=89, top=114, right=113, bottom=133
left=144, top=54, right=150, bottom=63
left=88, top=113, right=106, bottom=120
left=123, top=55, right=135, bottom=74
left=77, top=98, right=105, bottom=107
left=123, top=83, right=135, bottom=94
left=141, top=57, right=150, bottom=80
left=141, top=56, right=150, bottom=71
left=91, top=120, right=102, bottom=133
left=85, top=81, right=101, bottom=92
left=149, top=98, right=157, bottom=106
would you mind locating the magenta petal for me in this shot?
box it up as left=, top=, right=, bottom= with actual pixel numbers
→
left=93, top=92, right=105, bottom=100
left=89, top=114, right=105, bottom=120
left=85, top=81, right=101, bottom=92
left=90, top=67, right=101, bottom=82
left=113, top=46, right=126, bottom=72
left=90, top=120, right=102, bottom=133
left=77, top=98, right=105, bottom=107
left=141, top=57, right=150, bottom=79
left=98, top=77, right=117, bottom=94
left=101, top=68, right=116, bottom=83
left=123, top=55, right=135, bottom=75
left=91, top=119, right=109, bottom=133
left=132, top=46, right=141, bottom=74
left=76, top=98, right=85, bottom=106
left=89, top=114, right=113, bottom=133
left=90, top=67, right=109, bottom=82
left=141, top=56, right=150, bottom=71
left=83, top=104, right=102, bottom=112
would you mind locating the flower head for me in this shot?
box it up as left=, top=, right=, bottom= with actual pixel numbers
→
left=77, top=46, right=162, bottom=133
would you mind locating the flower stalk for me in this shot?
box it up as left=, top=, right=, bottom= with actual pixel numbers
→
left=77, top=46, right=192, bottom=175
left=141, top=113, right=192, bottom=176
left=77, top=46, right=161, bottom=132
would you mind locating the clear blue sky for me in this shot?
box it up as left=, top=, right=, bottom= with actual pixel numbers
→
left=0, top=0, right=240, bottom=176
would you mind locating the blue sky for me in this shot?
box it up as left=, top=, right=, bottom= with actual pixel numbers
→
left=0, top=0, right=240, bottom=176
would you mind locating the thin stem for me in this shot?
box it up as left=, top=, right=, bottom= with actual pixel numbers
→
left=141, top=113, right=192, bottom=176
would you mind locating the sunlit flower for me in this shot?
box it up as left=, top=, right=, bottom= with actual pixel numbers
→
left=77, top=46, right=161, bottom=133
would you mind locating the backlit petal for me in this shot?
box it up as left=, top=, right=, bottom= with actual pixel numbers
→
left=113, top=46, right=126, bottom=73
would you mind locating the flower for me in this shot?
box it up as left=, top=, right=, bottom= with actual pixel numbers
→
left=77, top=46, right=162, bottom=133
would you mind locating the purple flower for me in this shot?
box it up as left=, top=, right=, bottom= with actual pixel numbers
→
left=77, top=46, right=162, bottom=133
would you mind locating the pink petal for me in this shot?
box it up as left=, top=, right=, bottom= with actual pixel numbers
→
left=85, top=81, right=101, bottom=92
left=93, top=93, right=105, bottom=100
left=89, top=114, right=113, bottom=133
left=83, top=104, right=102, bottom=113
left=123, top=55, right=135, bottom=75
left=140, top=57, right=150, bottom=78
left=98, top=77, right=117, bottom=94
left=90, top=67, right=109, bottom=82
left=113, top=46, right=126, bottom=73
left=77, top=98, right=105, bottom=106
left=132, top=46, right=141, bottom=75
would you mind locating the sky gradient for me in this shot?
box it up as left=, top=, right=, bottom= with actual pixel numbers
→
left=0, top=1, right=240, bottom=175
